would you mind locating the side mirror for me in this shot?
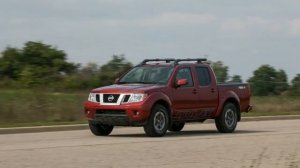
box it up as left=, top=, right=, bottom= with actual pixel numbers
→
left=114, top=78, right=120, bottom=84
left=176, top=79, right=188, bottom=87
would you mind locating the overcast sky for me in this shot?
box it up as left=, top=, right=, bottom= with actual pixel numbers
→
left=0, top=0, right=299, bottom=81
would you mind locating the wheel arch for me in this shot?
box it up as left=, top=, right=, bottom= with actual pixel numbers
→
left=146, top=92, right=173, bottom=126
left=152, top=99, right=172, bottom=125
left=215, top=90, right=241, bottom=121
left=144, top=97, right=171, bottom=137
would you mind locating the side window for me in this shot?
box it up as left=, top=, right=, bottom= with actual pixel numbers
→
left=196, top=67, right=211, bottom=86
left=176, top=68, right=193, bottom=87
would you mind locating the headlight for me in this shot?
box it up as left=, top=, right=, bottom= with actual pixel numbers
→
left=127, top=94, right=147, bottom=103
left=88, top=93, right=97, bottom=102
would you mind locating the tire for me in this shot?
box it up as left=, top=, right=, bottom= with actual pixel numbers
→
left=144, top=104, right=169, bottom=137
left=168, top=122, right=185, bottom=132
left=215, top=103, right=238, bottom=133
left=88, top=120, right=114, bottom=136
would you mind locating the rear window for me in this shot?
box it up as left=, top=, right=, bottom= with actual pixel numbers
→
left=196, top=67, right=211, bottom=86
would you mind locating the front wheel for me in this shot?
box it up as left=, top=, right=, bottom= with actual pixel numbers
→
left=89, top=121, right=114, bottom=136
left=144, top=104, right=169, bottom=137
left=215, top=103, right=238, bottom=133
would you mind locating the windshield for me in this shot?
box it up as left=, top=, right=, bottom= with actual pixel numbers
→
left=118, top=66, right=174, bottom=84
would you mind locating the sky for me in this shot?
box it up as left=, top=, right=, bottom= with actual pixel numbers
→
left=0, top=0, right=300, bottom=81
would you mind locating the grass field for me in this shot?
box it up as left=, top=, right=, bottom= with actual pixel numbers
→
left=0, top=89, right=299, bottom=127
left=242, top=96, right=300, bottom=117
left=0, top=89, right=88, bottom=127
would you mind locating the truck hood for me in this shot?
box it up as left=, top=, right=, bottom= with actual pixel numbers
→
left=92, top=84, right=166, bottom=94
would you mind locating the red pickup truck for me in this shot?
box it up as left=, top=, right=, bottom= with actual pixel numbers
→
left=84, top=59, right=252, bottom=137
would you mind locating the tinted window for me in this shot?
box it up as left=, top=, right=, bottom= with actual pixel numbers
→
left=196, top=67, right=211, bottom=86
left=176, top=68, right=193, bottom=87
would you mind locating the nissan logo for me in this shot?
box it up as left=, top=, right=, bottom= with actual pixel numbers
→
left=108, top=95, right=114, bottom=102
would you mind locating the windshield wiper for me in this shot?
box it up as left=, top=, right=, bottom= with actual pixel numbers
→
left=118, top=81, right=165, bottom=85
left=136, top=81, right=165, bottom=84
left=117, top=82, right=128, bottom=84
left=119, top=81, right=162, bottom=84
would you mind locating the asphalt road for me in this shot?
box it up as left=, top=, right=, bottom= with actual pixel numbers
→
left=0, top=119, right=299, bottom=168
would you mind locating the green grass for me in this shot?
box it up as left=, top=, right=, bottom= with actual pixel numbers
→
left=0, top=89, right=88, bottom=128
left=0, top=89, right=300, bottom=128
left=242, top=96, right=300, bottom=117
left=242, top=111, right=300, bottom=117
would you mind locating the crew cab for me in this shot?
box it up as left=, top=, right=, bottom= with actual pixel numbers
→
left=84, top=58, right=252, bottom=137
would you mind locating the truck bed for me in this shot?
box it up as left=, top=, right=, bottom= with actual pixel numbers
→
left=217, top=83, right=251, bottom=112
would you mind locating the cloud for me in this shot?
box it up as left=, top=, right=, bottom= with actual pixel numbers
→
left=220, top=16, right=282, bottom=33
left=140, top=13, right=216, bottom=27
left=99, top=12, right=216, bottom=28
left=288, top=19, right=300, bottom=36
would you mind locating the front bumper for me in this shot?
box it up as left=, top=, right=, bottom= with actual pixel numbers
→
left=84, top=101, right=151, bottom=126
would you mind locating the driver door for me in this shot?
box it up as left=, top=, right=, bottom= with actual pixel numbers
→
left=171, top=67, right=199, bottom=120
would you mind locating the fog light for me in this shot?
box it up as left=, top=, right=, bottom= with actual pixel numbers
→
left=133, top=111, right=140, bottom=115
left=86, top=110, right=91, bottom=115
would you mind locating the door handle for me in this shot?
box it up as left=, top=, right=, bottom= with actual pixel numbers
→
left=193, top=89, right=197, bottom=94
left=211, top=88, right=215, bottom=93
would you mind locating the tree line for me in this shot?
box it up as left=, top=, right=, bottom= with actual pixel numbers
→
left=0, top=41, right=299, bottom=96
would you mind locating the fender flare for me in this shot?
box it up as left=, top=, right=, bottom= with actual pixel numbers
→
left=145, top=92, right=173, bottom=122
left=215, top=90, right=241, bottom=118
left=146, top=92, right=172, bottom=112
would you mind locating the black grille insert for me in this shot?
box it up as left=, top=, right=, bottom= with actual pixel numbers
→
left=123, top=95, right=131, bottom=103
left=96, top=110, right=126, bottom=115
left=103, top=94, right=120, bottom=103
left=96, top=94, right=100, bottom=102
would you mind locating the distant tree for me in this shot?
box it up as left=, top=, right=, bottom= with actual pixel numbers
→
left=274, top=69, right=289, bottom=95
left=228, top=75, right=243, bottom=83
left=21, top=41, right=78, bottom=74
left=0, top=41, right=79, bottom=87
left=0, top=47, right=22, bottom=79
left=210, top=61, right=228, bottom=83
left=247, top=65, right=288, bottom=96
left=98, top=54, right=133, bottom=86
left=288, top=74, right=300, bottom=96
left=68, top=63, right=101, bottom=89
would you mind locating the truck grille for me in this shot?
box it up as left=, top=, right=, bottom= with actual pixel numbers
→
left=103, top=94, right=120, bottom=103
left=93, top=93, right=131, bottom=105
left=94, top=109, right=128, bottom=125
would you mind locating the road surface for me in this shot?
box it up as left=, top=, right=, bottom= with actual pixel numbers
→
left=0, top=119, right=299, bottom=168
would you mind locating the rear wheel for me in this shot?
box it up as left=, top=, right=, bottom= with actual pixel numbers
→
left=89, top=121, right=114, bottom=136
left=144, top=104, right=169, bottom=137
left=168, top=122, right=185, bottom=132
left=215, top=103, right=238, bottom=133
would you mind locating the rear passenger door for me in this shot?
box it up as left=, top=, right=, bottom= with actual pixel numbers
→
left=195, top=66, right=218, bottom=117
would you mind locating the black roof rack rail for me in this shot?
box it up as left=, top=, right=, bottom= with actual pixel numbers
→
left=139, top=58, right=176, bottom=65
left=174, top=58, right=207, bottom=64
left=138, top=58, right=207, bottom=66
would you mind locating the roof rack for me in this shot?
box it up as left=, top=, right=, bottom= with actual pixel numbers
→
left=139, top=59, right=176, bottom=65
left=139, top=58, right=207, bottom=65
left=174, top=58, right=207, bottom=64
left=139, top=58, right=208, bottom=66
